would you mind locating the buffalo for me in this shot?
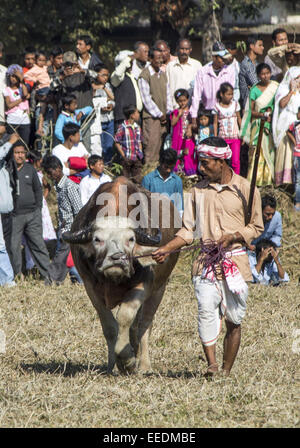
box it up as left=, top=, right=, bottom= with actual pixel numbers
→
left=63, top=177, right=181, bottom=374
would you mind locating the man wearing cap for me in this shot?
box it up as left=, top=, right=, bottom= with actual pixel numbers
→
left=110, top=42, right=150, bottom=88
left=190, top=42, right=235, bottom=130
left=152, top=137, right=264, bottom=377
left=50, top=51, right=95, bottom=110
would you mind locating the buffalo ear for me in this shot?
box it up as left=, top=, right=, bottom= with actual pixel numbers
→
left=133, top=244, right=159, bottom=267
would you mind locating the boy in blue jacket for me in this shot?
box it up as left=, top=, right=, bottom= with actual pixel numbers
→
left=54, top=94, right=92, bottom=143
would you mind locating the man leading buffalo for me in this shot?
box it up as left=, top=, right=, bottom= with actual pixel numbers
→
left=152, top=137, right=264, bottom=377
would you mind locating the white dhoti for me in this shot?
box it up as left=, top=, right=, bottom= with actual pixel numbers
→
left=192, top=276, right=248, bottom=347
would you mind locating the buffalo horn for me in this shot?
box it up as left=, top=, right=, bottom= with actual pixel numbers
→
left=134, top=228, right=162, bottom=246
left=62, top=225, right=93, bottom=244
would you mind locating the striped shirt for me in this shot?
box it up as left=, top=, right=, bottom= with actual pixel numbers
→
left=239, top=56, right=258, bottom=109
left=190, top=62, right=236, bottom=117
left=115, top=120, right=143, bottom=161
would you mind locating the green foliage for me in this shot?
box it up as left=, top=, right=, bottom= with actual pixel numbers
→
left=0, top=0, right=273, bottom=63
left=0, top=0, right=139, bottom=64
left=109, top=163, right=123, bottom=176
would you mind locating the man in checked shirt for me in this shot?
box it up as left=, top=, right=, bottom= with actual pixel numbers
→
left=42, top=155, right=83, bottom=284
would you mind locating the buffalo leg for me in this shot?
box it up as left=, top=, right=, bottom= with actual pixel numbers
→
left=137, top=284, right=166, bottom=372
left=114, top=286, right=145, bottom=374
left=85, top=281, right=118, bottom=373
left=96, top=308, right=118, bottom=374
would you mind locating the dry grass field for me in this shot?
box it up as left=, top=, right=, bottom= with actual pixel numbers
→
left=0, top=189, right=299, bottom=428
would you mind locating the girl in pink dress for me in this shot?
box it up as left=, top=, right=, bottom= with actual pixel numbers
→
left=170, top=89, right=197, bottom=176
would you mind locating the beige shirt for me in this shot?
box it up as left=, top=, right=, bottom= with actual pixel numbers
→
left=266, top=45, right=290, bottom=77
left=176, top=172, right=264, bottom=281
left=166, top=56, right=202, bottom=109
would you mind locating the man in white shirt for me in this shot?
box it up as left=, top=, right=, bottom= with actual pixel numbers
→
left=79, top=155, right=112, bottom=205
left=52, top=123, right=89, bottom=178
left=166, top=38, right=202, bottom=109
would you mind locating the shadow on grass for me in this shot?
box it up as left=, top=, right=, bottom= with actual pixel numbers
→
left=19, top=361, right=108, bottom=377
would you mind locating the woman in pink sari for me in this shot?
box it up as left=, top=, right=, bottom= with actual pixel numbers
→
left=170, top=89, right=197, bottom=176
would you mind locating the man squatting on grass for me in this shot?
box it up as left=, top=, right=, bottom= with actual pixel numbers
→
left=152, top=137, right=264, bottom=377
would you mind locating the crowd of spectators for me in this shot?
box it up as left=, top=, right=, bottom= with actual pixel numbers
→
left=1, top=29, right=298, bottom=287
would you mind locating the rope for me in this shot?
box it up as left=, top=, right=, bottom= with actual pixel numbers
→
left=131, top=239, right=230, bottom=277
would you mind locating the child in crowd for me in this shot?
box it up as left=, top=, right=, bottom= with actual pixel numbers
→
left=79, top=155, right=112, bottom=206
left=54, top=94, right=93, bottom=143
left=52, top=123, right=90, bottom=184
left=42, top=155, right=83, bottom=285
left=194, top=109, right=214, bottom=175
left=115, top=105, right=143, bottom=183
left=170, top=89, right=197, bottom=177
left=92, top=63, right=115, bottom=164
left=4, top=65, right=31, bottom=144
left=23, top=51, right=51, bottom=97
left=196, top=109, right=214, bottom=143
left=249, top=239, right=289, bottom=286
left=287, top=107, right=300, bottom=211
left=213, top=82, right=242, bottom=174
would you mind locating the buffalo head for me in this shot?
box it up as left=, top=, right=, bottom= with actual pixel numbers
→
left=62, top=216, right=161, bottom=284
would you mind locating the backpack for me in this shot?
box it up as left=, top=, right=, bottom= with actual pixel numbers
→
left=0, top=160, right=14, bottom=213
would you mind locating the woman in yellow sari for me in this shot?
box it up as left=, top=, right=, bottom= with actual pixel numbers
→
left=240, top=63, right=278, bottom=186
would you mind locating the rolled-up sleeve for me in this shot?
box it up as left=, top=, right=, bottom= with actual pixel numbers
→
left=239, top=187, right=264, bottom=246
left=176, top=189, right=196, bottom=244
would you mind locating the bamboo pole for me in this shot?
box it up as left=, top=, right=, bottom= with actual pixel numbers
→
left=245, top=117, right=266, bottom=226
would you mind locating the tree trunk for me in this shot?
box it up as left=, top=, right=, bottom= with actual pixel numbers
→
left=201, top=3, right=223, bottom=64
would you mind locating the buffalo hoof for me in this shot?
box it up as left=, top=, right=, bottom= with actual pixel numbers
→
left=116, top=356, right=136, bottom=375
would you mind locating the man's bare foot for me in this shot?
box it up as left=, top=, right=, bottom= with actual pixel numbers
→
left=203, top=363, right=218, bottom=378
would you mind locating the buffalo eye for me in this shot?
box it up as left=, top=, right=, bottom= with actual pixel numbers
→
left=93, top=236, right=104, bottom=246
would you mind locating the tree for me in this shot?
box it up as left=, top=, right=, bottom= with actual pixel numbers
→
left=0, top=0, right=139, bottom=63
left=142, top=0, right=270, bottom=62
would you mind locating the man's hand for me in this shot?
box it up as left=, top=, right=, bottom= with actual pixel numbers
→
left=218, top=233, right=236, bottom=249
left=270, top=247, right=279, bottom=262
left=63, top=66, right=73, bottom=77
left=287, top=43, right=300, bottom=54
left=76, top=112, right=83, bottom=122
left=9, top=133, right=20, bottom=145
left=152, top=246, right=169, bottom=264
left=15, top=69, right=24, bottom=82
left=160, top=115, right=167, bottom=125
left=260, top=247, right=272, bottom=262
